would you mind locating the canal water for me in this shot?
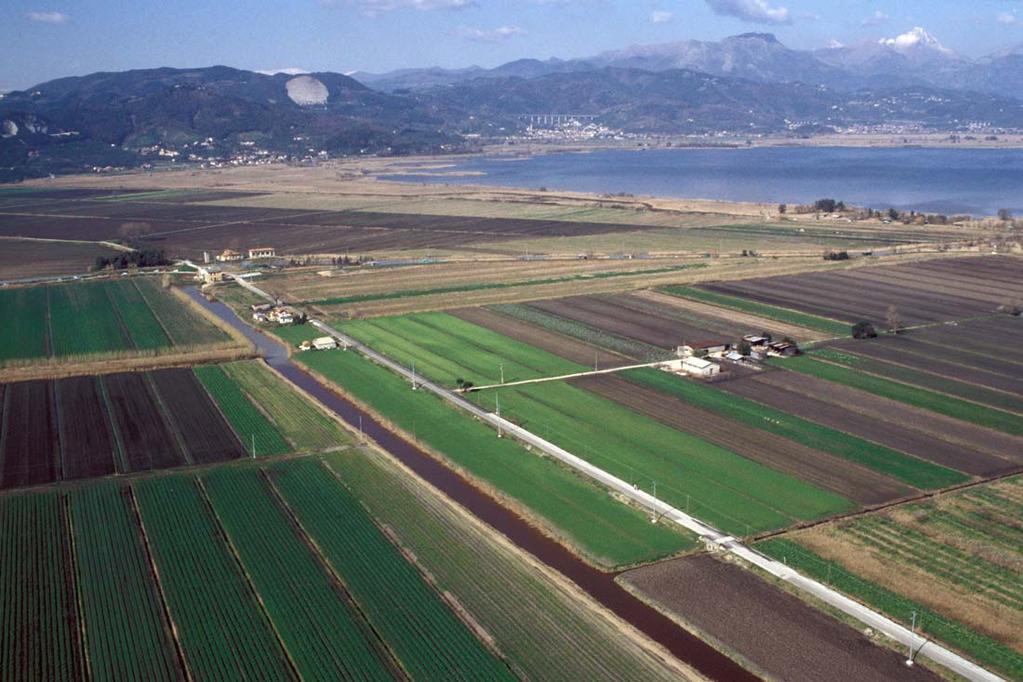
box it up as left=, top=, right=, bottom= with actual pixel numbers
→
left=187, top=288, right=755, bottom=681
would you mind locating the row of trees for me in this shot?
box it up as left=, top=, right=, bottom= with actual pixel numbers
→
left=93, top=248, right=169, bottom=271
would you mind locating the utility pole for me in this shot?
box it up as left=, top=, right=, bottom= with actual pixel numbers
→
left=906, top=610, right=918, bottom=666
left=496, top=393, right=503, bottom=438
left=594, top=351, right=598, bottom=371
left=411, top=362, right=417, bottom=390
left=251, top=434, right=255, bottom=459
left=499, top=362, right=504, bottom=385
left=358, top=414, right=363, bottom=441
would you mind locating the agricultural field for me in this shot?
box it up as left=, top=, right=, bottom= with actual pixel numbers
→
left=0, top=360, right=343, bottom=490
left=2, top=455, right=564, bottom=680
left=323, top=446, right=695, bottom=681
left=0, top=238, right=124, bottom=281
left=620, top=554, right=938, bottom=682
left=698, top=254, right=1023, bottom=327
left=340, top=311, right=858, bottom=534
left=0, top=278, right=237, bottom=368
left=296, top=346, right=695, bottom=567
left=758, top=474, right=1023, bottom=680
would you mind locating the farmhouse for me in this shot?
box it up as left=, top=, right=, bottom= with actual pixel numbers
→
left=682, top=356, right=720, bottom=378
left=248, top=247, right=276, bottom=259
left=216, top=249, right=243, bottom=262
left=201, top=267, right=225, bottom=284
left=679, top=340, right=731, bottom=359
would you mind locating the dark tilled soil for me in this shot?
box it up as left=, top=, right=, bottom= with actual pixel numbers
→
left=621, top=554, right=940, bottom=682
left=574, top=374, right=913, bottom=505
left=148, top=368, right=244, bottom=464
left=102, top=372, right=186, bottom=472
left=723, top=373, right=1020, bottom=474
left=0, top=379, right=59, bottom=488
left=55, top=375, right=117, bottom=480
left=529, top=295, right=726, bottom=349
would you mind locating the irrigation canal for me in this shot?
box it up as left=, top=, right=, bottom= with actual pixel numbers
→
left=186, top=287, right=755, bottom=681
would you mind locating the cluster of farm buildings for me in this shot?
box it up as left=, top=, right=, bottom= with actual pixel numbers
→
left=665, top=334, right=798, bottom=378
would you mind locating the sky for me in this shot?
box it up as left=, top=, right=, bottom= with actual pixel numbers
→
left=3, top=1, right=1023, bottom=90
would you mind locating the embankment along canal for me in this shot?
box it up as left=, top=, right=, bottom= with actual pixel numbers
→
left=186, top=287, right=755, bottom=682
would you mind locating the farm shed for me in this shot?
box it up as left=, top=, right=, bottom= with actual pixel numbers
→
left=312, top=336, right=338, bottom=350
left=680, top=340, right=731, bottom=359
left=248, top=247, right=276, bottom=259
left=683, top=357, right=720, bottom=378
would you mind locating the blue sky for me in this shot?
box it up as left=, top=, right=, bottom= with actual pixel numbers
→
left=3, top=1, right=1023, bottom=90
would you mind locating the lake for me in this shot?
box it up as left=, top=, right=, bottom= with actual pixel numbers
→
left=388, top=147, right=1023, bottom=217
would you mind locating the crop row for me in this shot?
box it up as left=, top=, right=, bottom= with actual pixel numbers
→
left=661, top=285, right=852, bottom=336
left=490, top=303, right=669, bottom=361
left=297, top=347, right=692, bottom=566
left=625, top=367, right=965, bottom=489
left=756, top=538, right=1023, bottom=679
left=195, top=365, right=291, bottom=457
left=779, top=355, right=1023, bottom=436
left=0, top=279, right=227, bottom=364
left=496, top=380, right=852, bottom=534
left=268, top=459, right=515, bottom=680
left=809, top=348, right=1023, bottom=414
left=202, top=467, right=393, bottom=680
left=341, top=312, right=583, bottom=387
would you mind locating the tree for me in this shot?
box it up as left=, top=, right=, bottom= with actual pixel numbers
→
left=887, top=207, right=900, bottom=221
left=814, top=198, right=839, bottom=213
left=777, top=203, right=787, bottom=215
left=851, top=321, right=877, bottom=339
left=738, top=339, right=752, bottom=355
left=886, top=304, right=902, bottom=334
left=998, top=208, right=1013, bottom=222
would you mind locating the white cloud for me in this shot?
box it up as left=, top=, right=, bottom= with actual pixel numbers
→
left=24, top=11, right=70, bottom=24
left=326, top=0, right=472, bottom=14
left=997, top=11, right=1017, bottom=26
left=704, top=0, right=791, bottom=25
left=879, top=26, right=949, bottom=52
left=651, top=10, right=674, bottom=24
left=454, top=24, right=524, bottom=42
left=861, top=10, right=888, bottom=27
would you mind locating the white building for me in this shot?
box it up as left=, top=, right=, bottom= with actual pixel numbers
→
left=312, top=336, right=338, bottom=350
left=248, top=247, right=276, bottom=259
left=682, top=357, right=720, bottom=378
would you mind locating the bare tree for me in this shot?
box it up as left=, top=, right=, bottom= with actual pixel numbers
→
left=886, top=304, right=902, bottom=334
left=997, top=208, right=1013, bottom=222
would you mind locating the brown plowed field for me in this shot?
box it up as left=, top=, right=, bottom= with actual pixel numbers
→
left=103, top=372, right=185, bottom=472
left=0, top=239, right=124, bottom=281
left=450, top=307, right=633, bottom=369
left=149, top=368, right=244, bottom=464
left=702, top=256, right=1023, bottom=326
left=529, top=295, right=730, bottom=349
left=722, top=373, right=1020, bottom=475
left=575, top=374, right=912, bottom=504
left=830, top=336, right=1023, bottom=401
left=621, top=554, right=940, bottom=682
left=0, top=194, right=672, bottom=258
left=908, top=317, right=1023, bottom=363
left=0, top=379, right=59, bottom=488
left=55, top=375, right=117, bottom=480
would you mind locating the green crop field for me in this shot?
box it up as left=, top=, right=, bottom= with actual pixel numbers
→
left=0, top=287, right=49, bottom=360
left=270, top=459, right=516, bottom=680
left=134, top=476, right=295, bottom=680
left=757, top=537, right=1023, bottom=679
left=67, top=485, right=180, bottom=681
left=324, top=448, right=686, bottom=681
left=626, top=368, right=967, bottom=489
left=202, top=467, right=394, bottom=680
left=297, top=349, right=694, bottom=566
left=779, top=355, right=1023, bottom=436
left=341, top=312, right=582, bottom=387
left=0, top=491, right=83, bottom=681
left=662, top=285, right=852, bottom=336
left=495, top=380, right=853, bottom=534
left=222, top=361, right=349, bottom=452
left=0, top=279, right=230, bottom=365
left=106, top=281, right=172, bottom=350
left=810, top=348, right=1023, bottom=414
left=194, top=364, right=291, bottom=456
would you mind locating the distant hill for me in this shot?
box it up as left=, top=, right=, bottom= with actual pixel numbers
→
left=6, top=39, right=1023, bottom=181
left=0, top=66, right=461, bottom=181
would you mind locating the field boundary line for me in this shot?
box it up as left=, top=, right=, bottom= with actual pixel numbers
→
left=61, top=492, right=91, bottom=681
left=128, top=486, right=194, bottom=682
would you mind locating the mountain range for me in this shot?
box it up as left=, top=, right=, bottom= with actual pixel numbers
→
left=5, top=29, right=1023, bottom=181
